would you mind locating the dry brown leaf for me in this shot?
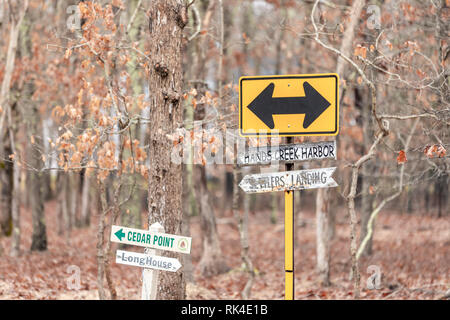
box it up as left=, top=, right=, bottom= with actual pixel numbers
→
left=397, top=150, right=407, bottom=164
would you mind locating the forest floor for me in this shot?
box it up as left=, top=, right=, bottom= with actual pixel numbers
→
left=0, top=200, right=448, bottom=300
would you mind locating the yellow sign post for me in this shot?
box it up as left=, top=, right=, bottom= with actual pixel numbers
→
left=284, top=140, right=295, bottom=300
left=285, top=190, right=294, bottom=299
left=238, top=73, right=340, bottom=301
left=239, top=74, right=339, bottom=137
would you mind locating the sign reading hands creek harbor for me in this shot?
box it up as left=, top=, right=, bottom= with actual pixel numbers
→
left=110, top=225, right=191, bottom=254
left=238, top=140, right=336, bottom=166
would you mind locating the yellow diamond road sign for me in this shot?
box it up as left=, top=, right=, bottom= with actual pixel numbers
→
left=239, top=73, right=339, bottom=137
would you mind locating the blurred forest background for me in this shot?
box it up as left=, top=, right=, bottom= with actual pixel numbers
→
left=0, top=0, right=448, bottom=300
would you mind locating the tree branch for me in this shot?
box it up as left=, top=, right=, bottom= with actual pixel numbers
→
left=356, top=117, right=420, bottom=260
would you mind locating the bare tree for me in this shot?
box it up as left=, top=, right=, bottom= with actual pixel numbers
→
left=147, top=0, right=187, bottom=299
left=17, top=8, right=48, bottom=252
left=190, top=0, right=230, bottom=278
left=234, top=165, right=255, bottom=299
left=313, top=0, right=366, bottom=287
left=0, top=0, right=29, bottom=257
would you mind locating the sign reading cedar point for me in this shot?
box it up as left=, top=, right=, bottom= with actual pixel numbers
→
left=110, top=225, right=192, bottom=254
left=239, top=73, right=339, bottom=136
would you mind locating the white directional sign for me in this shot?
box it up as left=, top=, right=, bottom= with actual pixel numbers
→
left=110, top=225, right=191, bottom=254
left=116, top=250, right=181, bottom=272
left=238, top=141, right=336, bottom=166
left=239, top=167, right=338, bottom=193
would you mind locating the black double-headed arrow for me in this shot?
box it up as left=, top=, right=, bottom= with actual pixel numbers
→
left=247, top=81, right=331, bottom=129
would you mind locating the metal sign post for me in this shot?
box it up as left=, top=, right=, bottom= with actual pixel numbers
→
left=238, top=72, right=340, bottom=301
left=285, top=136, right=294, bottom=300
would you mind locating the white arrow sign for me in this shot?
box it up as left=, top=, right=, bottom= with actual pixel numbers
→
left=110, top=225, right=191, bottom=254
left=116, top=250, right=182, bottom=272
left=239, top=167, right=338, bottom=193
left=238, top=141, right=336, bottom=166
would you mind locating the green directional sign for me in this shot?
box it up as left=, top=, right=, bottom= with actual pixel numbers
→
left=110, top=225, right=192, bottom=254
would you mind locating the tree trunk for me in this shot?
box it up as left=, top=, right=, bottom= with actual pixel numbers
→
left=326, top=189, right=337, bottom=241
left=9, top=162, right=19, bottom=256
left=56, top=173, right=64, bottom=236
left=181, top=25, right=196, bottom=282
left=29, top=164, right=47, bottom=251
left=120, top=176, right=143, bottom=231
left=9, top=102, right=21, bottom=257
left=147, top=0, right=186, bottom=300
left=240, top=184, right=254, bottom=299
left=425, top=184, right=430, bottom=215
left=190, top=0, right=229, bottom=278
left=220, top=169, right=233, bottom=217
left=405, top=186, right=413, bottom=214
left=0, top=133, right=13, bottom=237
left=0, top=0, right=28, bottom=141
left=29, top=120, right=47, bottom=250
left=270, top=192, right=278, bottom=224
left=65, top=174, right=73, bottom=234
left=195, top=165, right=230, bottom=277
left=312, top=0, right=365, bottom=292
left=80, top=171, right=91, bottom=227
left=17, top=7, right=47, bottom=251
left=359, top=86, right=374, bottom=256
left=69, top=173, right=79, bottom=228
left=181, top=193, right=194, bottom=283
left=316, top=187, right=331, bottom=286
left=56, top=173, right=67, bottom=235
left=58, top=174, right=71, bottom=240
left=0, top=1, right=29, bottom=257
left=218, top=1, right=233, bottom=218
left=192, top=100, right=229, bottom=277
left=235, top=166, right=255, bottom=299
left=119, top=0, right=146, bottom=231
left=96, top=182, right=108, bottom=300
left=437, top=175, right=448, bottom=218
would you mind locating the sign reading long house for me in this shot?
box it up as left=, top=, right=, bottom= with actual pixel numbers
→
left=116, top=250, right=181, bottom=272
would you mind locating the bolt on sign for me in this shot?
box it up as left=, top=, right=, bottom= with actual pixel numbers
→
left=110, top=225, right=192, bottom=254
left=239, top=167, right=338, bottom=193
left=239, top=73, right=339, bottom=137
left=237, top=141, right=337, bottom=166
left=116, top=250, right=181, bottom=272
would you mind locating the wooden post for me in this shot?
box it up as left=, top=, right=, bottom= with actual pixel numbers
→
left=141, top=222, right=164, bottom=300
